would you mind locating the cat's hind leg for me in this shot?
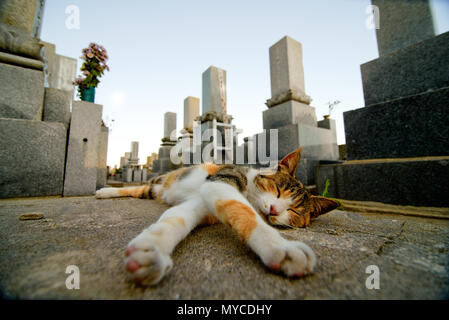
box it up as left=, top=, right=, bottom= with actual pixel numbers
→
left=124, top=196, right=210, bottom=285
left=200, top=181, right=316, bottom=277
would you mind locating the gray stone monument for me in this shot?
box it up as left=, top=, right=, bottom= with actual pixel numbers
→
left=63, top=101, right=103, bottom=196
left=254, top=36, right=338, bottom=185
left=0, top=0, right=44, bottom=68
left=183, top=96, right=200, bottom=133
left=316, top=1, right=449, bottom=207
left=372, top=0, right=435, bottom=56
left=153, top=112, right=180, bottom=174
left=202, top=66, right=227, bottom=121
left=96, top=125, right=109, bottom=189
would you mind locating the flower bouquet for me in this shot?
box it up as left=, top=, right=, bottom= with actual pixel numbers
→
left=74, top=43, right=110, bottom=102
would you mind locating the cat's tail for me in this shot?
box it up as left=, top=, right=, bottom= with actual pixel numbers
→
left=95, top=175, right=164, bottom=200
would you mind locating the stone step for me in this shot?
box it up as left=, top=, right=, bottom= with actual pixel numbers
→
left=0, top=62, right=44, bottom=120
left=344, top=86, right=449, bottom=160
left=0, top=118, right=67, bottom=198
left=316, top=156, right=449, bottom=207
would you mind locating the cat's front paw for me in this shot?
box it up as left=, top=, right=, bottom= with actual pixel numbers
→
left=95, top=187, right=118, bottom=199
left=264, top=240, right=316, bottom=277
left=124, top=237, right=173, bottom=286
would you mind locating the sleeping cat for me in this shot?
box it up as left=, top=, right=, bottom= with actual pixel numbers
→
left=96, top=148, right=338, bottom=286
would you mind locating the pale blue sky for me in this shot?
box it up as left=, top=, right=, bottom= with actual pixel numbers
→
left=41, top=0, right=449, bottom=167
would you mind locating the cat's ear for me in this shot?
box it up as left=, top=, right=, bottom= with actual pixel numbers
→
left=278, top=148, right=302, bottom=177
left=309, top=196, right=339, bottom=218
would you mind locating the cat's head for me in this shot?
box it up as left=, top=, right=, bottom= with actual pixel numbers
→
left=253, top=148, right=339, bottom=228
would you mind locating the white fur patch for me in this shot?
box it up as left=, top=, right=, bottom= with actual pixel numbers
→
left=95, top=187, right=119, bottom=199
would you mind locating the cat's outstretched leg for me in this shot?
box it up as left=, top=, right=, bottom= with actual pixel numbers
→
left=124, top=197, right=210, bottom=285
left=200, top=181, right=316, bottom=277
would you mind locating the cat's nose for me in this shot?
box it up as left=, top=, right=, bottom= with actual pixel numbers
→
left=269, top=205, right=279, bottom=216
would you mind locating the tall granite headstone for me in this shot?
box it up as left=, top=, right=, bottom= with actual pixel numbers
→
left=255, top=36, right=338, bottom=184
left=316, top=0, right=449, bottom=207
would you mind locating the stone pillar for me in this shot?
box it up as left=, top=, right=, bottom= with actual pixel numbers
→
left=63, top=101, right=103, bottom=196
left=0, top=0, right=38, bottom=35
left=372, top=0, right=435, bottom=56
left=255, top=36, right=339, bottom=185
left=128, top=141, right=139, bottom=165
left=0, top=0, right=44, bottom=63
left=163, top=112, right=177, bottom=142
left=202, top=66, right=227, bottom=120
left=32, top=0, right=46, bottom=39
left=183, top=96, right=199, bottom=133
left=52, top=55, right=77, bottom=94
left=96, top=125, right=109, bottom=189
left=268, top=36, right=310, bottom=105
left=153, top=112, right=179, bottom=174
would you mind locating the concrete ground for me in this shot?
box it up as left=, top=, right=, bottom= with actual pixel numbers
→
left=0, top=196, right=448, bottom=299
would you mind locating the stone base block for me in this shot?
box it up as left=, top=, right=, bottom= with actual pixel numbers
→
left=0, top=62, right=44, bottom=120
left=43, top=88, right=72, bottom=127
left=316, top=157, right=449, bottom=207
left=122, top=168, right=133, bottom=183
left=344, top=86, right=449, bottom=160
left=158, top=146, right=173, bottom=159
left=263, top=100, right=317, bottom=130
left=0, top=118, right=67, bottom=198
left=361, top=31, right=449, bottom=106
left=258, top=123, right=338, bottom=161
left=63, top=101, right=102, bottom=196
left=133, top=170, right=142, bottom=183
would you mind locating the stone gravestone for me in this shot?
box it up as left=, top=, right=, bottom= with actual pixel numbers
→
left=63, top=101, right=103, bottom=196
left=316, top=0, right=449, bottom=207
left=181, top=96, right=200, bottom=165
left=152, top=112, right=179, bottom=174
left=0, top=0, right=69, bottom=198
left=96, top=125, right=109, bottom=189
left=255, top=36, right=338, bottom=185
left=196, top=66, right=236, bottom=164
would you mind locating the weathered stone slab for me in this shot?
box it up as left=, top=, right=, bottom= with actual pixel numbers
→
left=263, top=100, right=317, bottom=129
left=42, top=88, right=71, bottom=127
left=361, top=31, right=449, bottom=106
left=52, top=54, right=77, bottom=93
left=0, top=62, right=44, bottom=120
left=152, top=159, right=160, bottom=173
left=274, top=124, right=338, bottom=161
left=96, top=126, right=109, bottom=190
left=344, top=86, right=449, bottom=160
left=183, top=96, right=199, bottom=132
left=40, top=41, right=56, bottom=87
left=123, top=167, right=133, bottom=183
left=268, top=36, right=308, bottom=103
left=202, top=66, right=226, bottom=117
left=0, top=118, right=66, bottom=198
left=132, top=170, right=141, bottom=183
left=63, top=101, right=102, bottom=196
left=316, top=157, right=449, bottom=207
left=372, top=0, right=435, bottom=56
left=163, top=112, right=177, bottom=140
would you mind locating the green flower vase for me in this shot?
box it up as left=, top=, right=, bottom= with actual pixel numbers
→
left=81, top=87, right=96, bottom=103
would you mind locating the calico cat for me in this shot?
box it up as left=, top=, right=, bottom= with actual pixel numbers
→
left=96, top=148, right=338, bottom=285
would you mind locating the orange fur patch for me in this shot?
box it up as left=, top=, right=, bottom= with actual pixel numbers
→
left=215, top=200, right=257, bottom=242
left=161, top=217, right=185, bottom=227
left=201, top=163, right=221, bottom=176
left=200, top=214, right=220, bottom=226
left=118, top=186, right=149, bottom=198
